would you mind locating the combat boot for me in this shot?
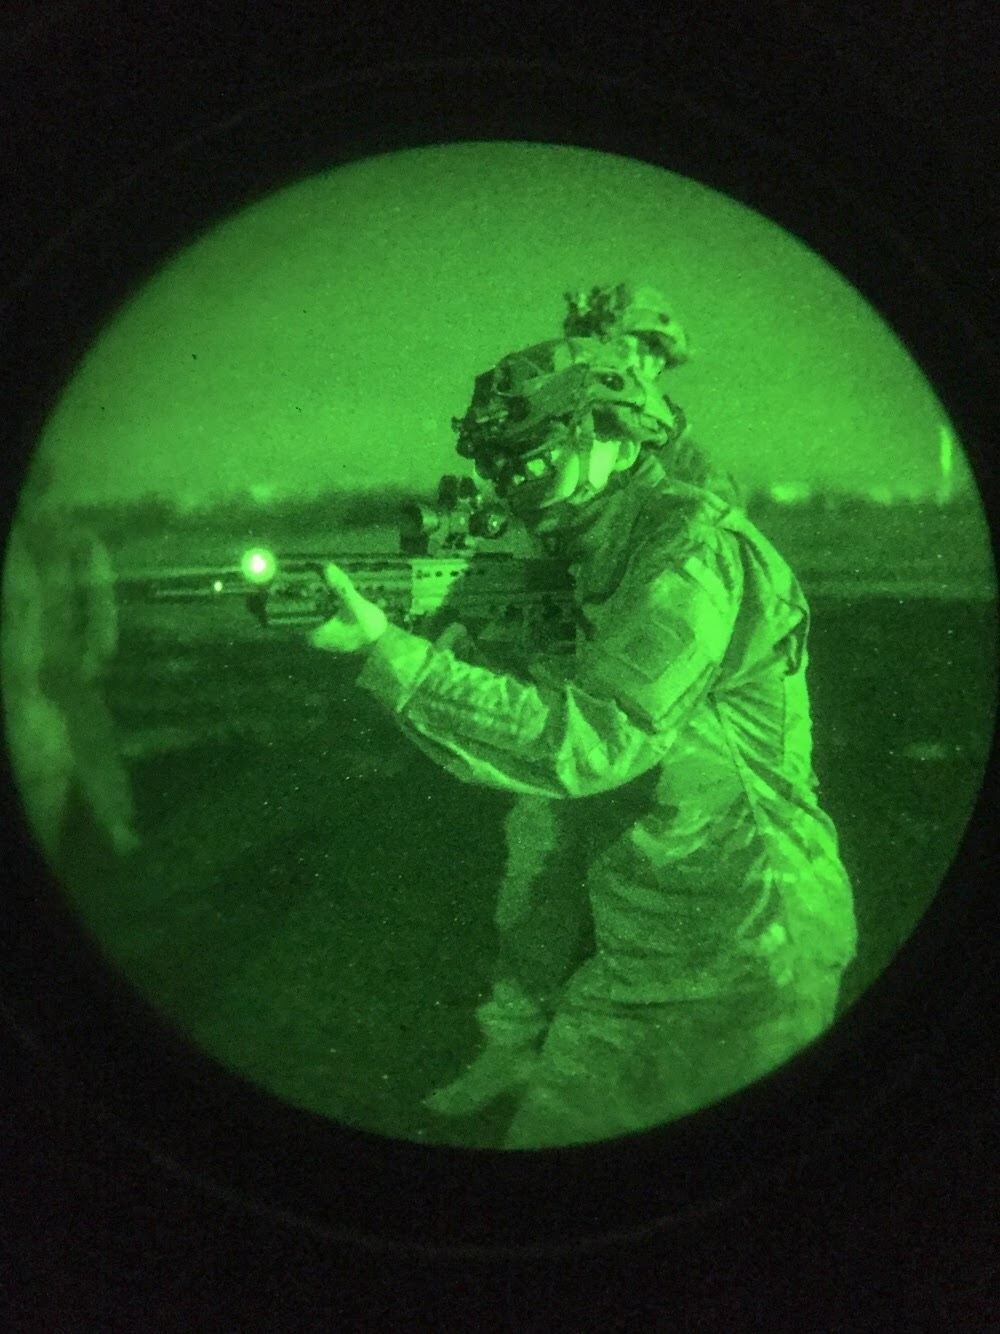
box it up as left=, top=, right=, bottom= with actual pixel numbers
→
left=423, top=979, right=546, bottom=1116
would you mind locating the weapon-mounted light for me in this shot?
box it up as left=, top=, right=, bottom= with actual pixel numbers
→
left=241, top=548, right=277, bottom=584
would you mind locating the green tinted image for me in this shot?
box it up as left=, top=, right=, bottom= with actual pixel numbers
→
left=2, top=142, right=996, bottom=1149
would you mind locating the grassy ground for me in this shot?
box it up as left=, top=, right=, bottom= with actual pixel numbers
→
left=50, top=591, right=997, bottom=1149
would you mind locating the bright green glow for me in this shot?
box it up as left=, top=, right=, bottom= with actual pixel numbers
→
left=30, top=142, right=981, bottom=508
left=937, top=423, right=956, bottom=504
left=240, top=548, right=276, bottom=584
left=3, top=140, right=997, bottom=1157
left=212, top=579, right=224, bottom=593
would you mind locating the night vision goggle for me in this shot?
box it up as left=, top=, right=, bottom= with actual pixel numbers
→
left=451, top=352, right=683, bottom=489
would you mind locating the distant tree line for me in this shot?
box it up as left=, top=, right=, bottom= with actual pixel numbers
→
left=72, top=482, right=981, bottom=546
left=73, top=485, right=433, bottom=540
left=746, top=489, right=979, bottom=517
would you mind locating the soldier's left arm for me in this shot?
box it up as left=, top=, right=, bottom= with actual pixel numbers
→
left=355, top=527, right=744, bottom=798
left=0, top=524, right=45, bottom=690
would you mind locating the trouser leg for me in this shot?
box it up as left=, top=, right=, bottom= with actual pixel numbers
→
left=22, top=766, right=73, bottom=866
left=49, top=678, right=138, bottom=846
left=423, top=977, right=547, bottom=1116
left=425, top=795, right=592, bottom=1116
left=493, top=795, right=594, bottom=1008
left=503, top=955, right=846, bottom=1150
left=4, top=690, right=73, bottom=865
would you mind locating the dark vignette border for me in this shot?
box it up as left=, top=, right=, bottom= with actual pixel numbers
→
left=1, top=2, right=997, bottom=1313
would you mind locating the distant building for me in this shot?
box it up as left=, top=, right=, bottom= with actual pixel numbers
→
left=767, top=481, right=814, bottom=505
left=176, top=490, right=210, bottom=514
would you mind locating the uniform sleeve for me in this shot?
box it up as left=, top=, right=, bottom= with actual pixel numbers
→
left=355, top=529, right=744, bottom=798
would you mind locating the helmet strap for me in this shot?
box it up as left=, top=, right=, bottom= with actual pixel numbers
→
left=562, top=412, right=605, bottom=507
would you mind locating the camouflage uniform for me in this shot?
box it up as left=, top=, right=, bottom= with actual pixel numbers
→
left=356, top=448, right=857, bottom=1146
left=2, top=508, right=138, bottom=864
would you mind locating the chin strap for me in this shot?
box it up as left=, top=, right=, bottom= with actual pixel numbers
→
left=558, top=411, right=601, bottom=507
left=564, top=409, right=637, bottom=507
left=565, top=468, right=600, bottom=508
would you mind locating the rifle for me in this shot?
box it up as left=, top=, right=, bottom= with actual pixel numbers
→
left=115, top=476, right=577, bottom=656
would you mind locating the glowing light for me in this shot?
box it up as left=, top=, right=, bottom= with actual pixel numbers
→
left=768, top=481, right=813, bottom=505
left=937, top=423, right=956, bottom=504
left=241, top=548, right=277, bottom=584
left=212, top=579, right=224, bottom=593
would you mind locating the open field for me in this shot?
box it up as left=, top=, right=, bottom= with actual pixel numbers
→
left=103, top=492, right=996, bottom=601
left=36, top=579, right=997, bottom=1149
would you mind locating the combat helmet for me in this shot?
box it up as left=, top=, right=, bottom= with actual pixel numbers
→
left=562, top=282, right=689, bottom=373
left=452, top=336, right=686, bottom=496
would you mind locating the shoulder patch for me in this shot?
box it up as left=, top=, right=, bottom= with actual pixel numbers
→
left=616, top=608, right=696, bottom=681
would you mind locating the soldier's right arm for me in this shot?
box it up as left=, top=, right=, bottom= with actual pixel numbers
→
left=353, top=523, right=743, bottom=798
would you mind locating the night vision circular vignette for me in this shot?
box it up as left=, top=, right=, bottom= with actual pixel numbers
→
left=1, top=136, right=996, bottom=1222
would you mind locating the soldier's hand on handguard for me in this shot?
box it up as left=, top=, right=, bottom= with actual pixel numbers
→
left=308, top=563, right=389, bottom=655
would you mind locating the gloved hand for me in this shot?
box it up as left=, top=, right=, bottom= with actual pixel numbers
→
left=308, top=563, right=389, bottom=655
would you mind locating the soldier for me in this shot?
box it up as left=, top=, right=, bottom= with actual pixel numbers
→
left=562, top=280, right=690, bottom=378
left=308, top=297, right=857, bottom=1148
left=415, top=286, right=707, bottom=1118
left=1, top=456, right=141, bottom=868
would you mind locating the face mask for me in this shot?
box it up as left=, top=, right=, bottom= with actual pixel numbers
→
left=487, top=434, right=635, bottom=520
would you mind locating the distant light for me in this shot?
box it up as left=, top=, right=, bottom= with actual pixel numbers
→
left=937, top=423, right=956, bottom=504
left=768, top=482, right=813, bottom=505
left=241, top=548, right=277, bottom=584
left=212, top=579, right=224, bottom=593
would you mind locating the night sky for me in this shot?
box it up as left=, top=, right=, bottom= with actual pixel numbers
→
left=34, top=141, right=967, bottom=507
